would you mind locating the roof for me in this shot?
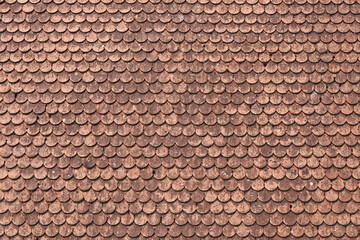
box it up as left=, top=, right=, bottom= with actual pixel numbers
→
left=0, top=0, right=360, bottom=238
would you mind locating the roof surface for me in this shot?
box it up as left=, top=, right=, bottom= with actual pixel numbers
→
left=1, top=0, right=360, bottom=238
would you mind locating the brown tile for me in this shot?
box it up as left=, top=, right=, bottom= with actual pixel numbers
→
left=0, top=0, right=359, bottom=238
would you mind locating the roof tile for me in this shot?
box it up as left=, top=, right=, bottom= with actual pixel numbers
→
left=0, top=0, right=359, bottom=238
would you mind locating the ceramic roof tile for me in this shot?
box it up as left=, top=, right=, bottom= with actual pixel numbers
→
left=0, top=0, right=360, bottom=238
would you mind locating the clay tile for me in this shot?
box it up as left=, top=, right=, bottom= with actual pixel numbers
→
left=0, top=0, right=359, bottom=235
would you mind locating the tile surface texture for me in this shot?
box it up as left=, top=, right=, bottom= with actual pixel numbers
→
left=0, top=0, right=360, bottom=238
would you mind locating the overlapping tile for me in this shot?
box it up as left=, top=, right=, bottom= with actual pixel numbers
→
left=0, top=0, right=360, bottom=238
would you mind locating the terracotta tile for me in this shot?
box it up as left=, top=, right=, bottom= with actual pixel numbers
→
left=0, top=0, right=359, bottom=238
